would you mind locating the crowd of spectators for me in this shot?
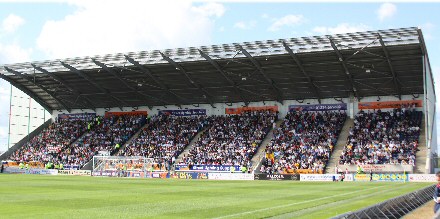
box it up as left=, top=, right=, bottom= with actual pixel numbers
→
left=9, top=115, right=146, bottom=168
left=180, top=110, right=278, bottom=169
left=261, top=110, right=346, bottom=174
left=61, top=115, right=147, bottom=167
left=339, top=108, right=422, bottom=166
left=121, top=115, right=207, bottom=169
left=9, top=118, right=89, bottom=164
left=10, top=105, right=421, bottom=173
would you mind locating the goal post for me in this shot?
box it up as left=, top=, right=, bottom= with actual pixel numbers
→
left=92, top=156, right=160, bottom=178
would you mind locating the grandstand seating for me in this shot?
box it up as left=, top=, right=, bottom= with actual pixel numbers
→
left=9, top=114, right=146, bottom=169
left=121, top=115, right=207, bottom=169
left=65, top=115, right=146, bottom=167
left=261, top=111, right=347, bottom=174
left=9, top=117, right=91, bottom=164
left=6, top=106, right=422, bottom=173
left=339, top=108, right=422, bottom=166
left=180, top=110, right=278, bottom=168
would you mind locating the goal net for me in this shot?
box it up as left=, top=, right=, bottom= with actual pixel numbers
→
left=92, top=156, right=158, bottom=178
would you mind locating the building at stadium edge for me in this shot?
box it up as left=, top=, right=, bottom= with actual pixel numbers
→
left=0, top=27, right=437, bottom=173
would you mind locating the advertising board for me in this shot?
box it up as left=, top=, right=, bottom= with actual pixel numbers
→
left=408, top=174, right=436, bottom=182
left=300, top=174, right=341, bottom=181
left=208, top=173, right=254, bottom=180
left=170, top=172, right=209, bottom=179
left=254, top=174, right=299, bottom=180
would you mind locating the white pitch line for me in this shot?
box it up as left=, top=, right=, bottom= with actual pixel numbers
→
left=268, top=184, right=412, bottom=219
left=212, top=184, right=389, bottom=219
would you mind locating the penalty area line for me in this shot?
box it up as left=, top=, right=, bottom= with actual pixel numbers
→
left=212, top=184, right=389, bottom=219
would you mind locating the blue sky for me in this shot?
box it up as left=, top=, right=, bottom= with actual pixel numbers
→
left=0, top=1, right=439, bottom=151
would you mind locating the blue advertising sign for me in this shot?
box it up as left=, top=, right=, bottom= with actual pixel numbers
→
left=158, top=109, right=206, bottom=116
left=58, top=113, right=96, bottom=121
left=171, top=172, right=209, bottom=179
left=63, top=165, right=81, bottom=170
left=289, top=103, right=347, bottom=112
left=174, top=165, right=240, bottom=172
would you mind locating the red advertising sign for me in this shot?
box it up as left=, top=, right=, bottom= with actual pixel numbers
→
left=225, top=106, right=278, bottom=115
left=358, top=100, right=422, bottom=110
left=104, top=111, right=148, bottom=117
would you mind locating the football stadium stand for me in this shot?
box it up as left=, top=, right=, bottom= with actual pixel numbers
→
left=261, top=111, right=346, bottom=174
left=180, top=110, right=278, bottom=169
left=121, top=115, right=207, bottom=169
left=65, top=114, right=146, bottom=167
left=8, top=114, right=145, bottom=169
left=8, top=117, right=91, bottom=165
left=0, top=27, right=436, bottom=176
left=339, top=107, right=422, bottom=166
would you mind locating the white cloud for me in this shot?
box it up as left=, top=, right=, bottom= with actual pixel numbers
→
left=268, top=14, right=304, bottom=32
left=1, top=14, right=25, bottom=34
left=312, top=23, right=370, bottom=35
left=0, top=43, right=32, bottom=64
left=0, top=14, right=31, bottom=64
left=377, top=3, right=397, bottom=21
left=261, top=13, right=269, bottom=19
left=191, top=2, right=225, bottom=17
left=218, top=26, right=225, bottom=32
left=233, top=20, right=256, bottom=30
left=36, top=1, right=225, bottom=59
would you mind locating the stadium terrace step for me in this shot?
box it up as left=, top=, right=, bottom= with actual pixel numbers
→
left=81, top=119, right=149, bottom=171
left=172, top=127, right=209, bottom=170
left=115, top=122, right=150, bottom=156
left=325, top=118, right=354, bottom=174
left=252, top=119, right=282, bottom=174
left=415, top=117, right=427, bottom=174
left=81, top=158, right=94, bottom=170
left=60, top=127, right=97, bottom=171
left=69, top=128, right=92, bottom=150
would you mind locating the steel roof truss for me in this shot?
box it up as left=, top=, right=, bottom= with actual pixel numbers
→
left=329, top=37, right=359, bottom=99
left=31, top=64, right=97, bottom=111
left=4, top=67, right=71, bottom=112
left=124, top=55, right=185, bottom=107
left=60, top=61, right=125, bottom=110
left=239, top=46, right=283, bottom=104
left=91, top=59, right=170, bottom=107
left=160, top=52, right=216, bottom=108
left=0, top=72, right=53, bottom=113
left=282, top=41, right=322, bottom=104
left=198, top=49, right=249, bottom=105
left=378, top=33, right=402, bottom=99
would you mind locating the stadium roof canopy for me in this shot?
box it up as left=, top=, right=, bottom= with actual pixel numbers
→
left=0, top=27, right=431, bottom=113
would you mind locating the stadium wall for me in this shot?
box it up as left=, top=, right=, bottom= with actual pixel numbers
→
left=423, top=54, right=437, bottom=174
left=50, top=95, right=424, bottom=120
left=0, top=119, right=51, bottom=161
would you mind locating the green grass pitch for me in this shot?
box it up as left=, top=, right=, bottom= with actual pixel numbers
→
left=0, top=174, right=432, bottom=219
